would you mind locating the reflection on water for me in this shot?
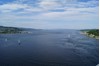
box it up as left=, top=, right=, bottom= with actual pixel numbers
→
left=0, top=30, right=99, bottom=66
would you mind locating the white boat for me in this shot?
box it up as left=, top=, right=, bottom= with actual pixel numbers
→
left=68, top=34, right=71, bottom=38
left=5, top=38, right=8, bottom=42
left=18, top=40, right=21, bottom=44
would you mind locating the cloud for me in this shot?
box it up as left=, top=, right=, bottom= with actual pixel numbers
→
left=0, top=0, right=98, bottom=13
left=39, top=1, right=62, bottom=10
left=0, top=3, right=28, bottom=13
left=0, top=0, right=99, bottom=29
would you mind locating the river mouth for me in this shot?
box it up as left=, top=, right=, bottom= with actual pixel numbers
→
left=0, top=30, right=99, bottom=66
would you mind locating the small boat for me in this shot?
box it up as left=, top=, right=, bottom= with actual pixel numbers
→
left=5, top=38, right=8, bottom=42
left=18, top=40, right=21, bottom=45
left=68, top=34, right=71, bottom=38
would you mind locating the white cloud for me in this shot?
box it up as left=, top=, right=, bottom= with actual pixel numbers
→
left=0, top=0, right=99, bottom=29
left=39, top=1, right=62, bottom=9
left=38, top=0, right=98, bottom=10
left=0, top=3, right=28, bottom=13
left=0, top=0, right=98, bottom=13
left=25, top=7, right=43, bottom=12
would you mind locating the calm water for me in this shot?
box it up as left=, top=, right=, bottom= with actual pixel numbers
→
left=0, top=30, right=99, bottom=66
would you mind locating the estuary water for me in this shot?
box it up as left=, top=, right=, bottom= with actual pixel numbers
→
left=0, top=30, right=99, bottom=66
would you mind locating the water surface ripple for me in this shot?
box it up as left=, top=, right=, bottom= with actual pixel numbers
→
left=0, top=30, right=99, bottom=66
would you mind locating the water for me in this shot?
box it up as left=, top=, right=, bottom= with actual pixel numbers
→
left=0, top=30, right=99, bottom=66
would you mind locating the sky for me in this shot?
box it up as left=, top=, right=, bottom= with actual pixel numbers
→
left=0, top=0, right=99, bottom=29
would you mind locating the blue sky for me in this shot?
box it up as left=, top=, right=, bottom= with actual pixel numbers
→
left=0, top=0, right=99, bottom=29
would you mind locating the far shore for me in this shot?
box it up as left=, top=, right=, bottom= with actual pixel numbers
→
left=0, top=31, right=32, bottom=34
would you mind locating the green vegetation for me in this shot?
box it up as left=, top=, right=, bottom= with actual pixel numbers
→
left=87, top=29, right=99, bottom=36
left=81, top=29, right=99, bottom=39
left=0, top=26, right=22, bottom=34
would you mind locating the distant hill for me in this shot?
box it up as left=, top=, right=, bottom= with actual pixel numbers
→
left=0, top=26, right=43, bottom=34
left=0, top=26, right=22, bottom=34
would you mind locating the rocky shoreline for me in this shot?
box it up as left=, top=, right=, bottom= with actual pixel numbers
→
left=81, top=31, right=99, bottom=39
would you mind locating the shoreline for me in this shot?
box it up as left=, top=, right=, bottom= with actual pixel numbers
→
left=0, top=31, right=32, bottom=34
left=80, top=31, right=99, bottom=39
